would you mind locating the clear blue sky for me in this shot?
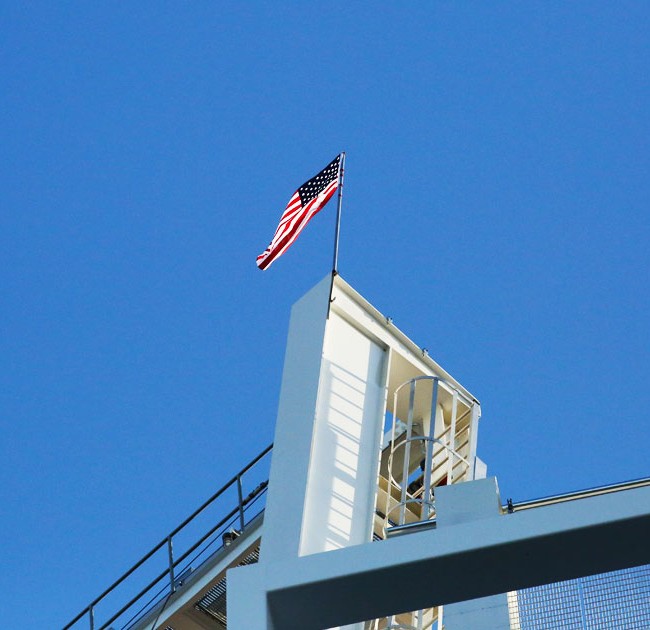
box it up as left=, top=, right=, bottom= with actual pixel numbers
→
left=1, top=3, right=649, bottom=628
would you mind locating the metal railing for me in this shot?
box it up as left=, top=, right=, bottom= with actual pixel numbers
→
left=384, top=376, right=475, bottom=529
left=62, top=443, right=273, bottom=630
left=384, top=475, right=650, bottom=539
left=504, top=476, right=650, bottom=513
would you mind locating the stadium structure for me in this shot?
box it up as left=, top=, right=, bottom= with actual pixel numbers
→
left=63, top=274, right=650, bottom=629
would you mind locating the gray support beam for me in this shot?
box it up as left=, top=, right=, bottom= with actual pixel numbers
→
left=258, top=482, right=650, bottom=629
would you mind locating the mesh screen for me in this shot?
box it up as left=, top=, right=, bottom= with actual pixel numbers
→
left=507, top=564, right=650, bottom=629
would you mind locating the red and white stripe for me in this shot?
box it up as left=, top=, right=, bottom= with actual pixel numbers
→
left=256, top=178, right=339, bottom=270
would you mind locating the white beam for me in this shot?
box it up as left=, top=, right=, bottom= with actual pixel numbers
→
left=259, top=482, right=650, bottom=629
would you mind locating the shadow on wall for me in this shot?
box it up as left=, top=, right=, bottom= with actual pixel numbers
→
left=301, top=333, right=387, bottom=554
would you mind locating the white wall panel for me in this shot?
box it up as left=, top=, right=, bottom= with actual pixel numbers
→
left=260, top=275, right=332, bottom=564
left=300, top=313, right=387, bottom=556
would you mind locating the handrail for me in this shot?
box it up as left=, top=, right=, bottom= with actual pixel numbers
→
left=169, top=443, right=272, bottom=539
left=63, top=443, right=273, bottom=630
left=386, top=476, right=650, bottom=538
left=101, top=483, right=268, bottom=630
left=505, top=476, right=650, bottom=513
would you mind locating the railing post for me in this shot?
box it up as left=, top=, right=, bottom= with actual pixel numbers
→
left=167, top=536, right=176, bottom=593
left=62, top=445, right=273, bottom=630
left=400, top=379, right=416, bottom=524
left=236, top=474, right=245, bottom=532
left=447, top=390, right=458, bottom=484
left=422, top=378, right=438, bottom=520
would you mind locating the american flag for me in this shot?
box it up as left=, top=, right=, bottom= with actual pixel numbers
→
left=256, top=155, right=342, bottom=270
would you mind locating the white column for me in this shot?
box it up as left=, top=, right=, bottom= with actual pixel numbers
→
left=260, top=275, right=332, bottom=564
left=436, top=478, right=512, bottom=630
left=300, top=312, right=387, bottom=555
left=255, top=276, right=389, bottom=630
left=261, top=275, right=389, bottom=564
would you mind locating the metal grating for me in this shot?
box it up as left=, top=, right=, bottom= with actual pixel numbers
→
left=508, top=564, right=650, bottom=629
left=194, top=545, right=261, bottom=627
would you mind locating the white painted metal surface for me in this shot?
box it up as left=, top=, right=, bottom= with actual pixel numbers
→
left=300, top=311, right=387, bottom=555
left=229, top=274, right=484, bottom=629
left=226, top=275, right=650, bottom=630
left=259, top=275, right=332, bottom=565
left=234, top=481, right=650, bottom=629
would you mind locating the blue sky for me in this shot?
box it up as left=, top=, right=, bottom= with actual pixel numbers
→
left=1, top=3, right=649, bottom=628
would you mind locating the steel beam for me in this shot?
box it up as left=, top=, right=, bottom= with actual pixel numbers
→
left=254, top=483, right=650, bottom=629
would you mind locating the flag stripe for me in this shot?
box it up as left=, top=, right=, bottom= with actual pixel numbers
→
left=262, top=182, right=338, bottom=268
left=259, top=181, right=338, bottom=267
left=256, top=156, right=341, bottom=270
left=256, top=182, right=338, bottom=270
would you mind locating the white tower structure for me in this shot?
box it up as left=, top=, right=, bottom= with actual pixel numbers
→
left=228, top=273, right=491, bottom=629
left=63, top=274, right=650, bottom=630
left=225, top=274, right=649, bottom=630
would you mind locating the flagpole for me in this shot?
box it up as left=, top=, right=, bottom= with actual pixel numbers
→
left=332, top=152, right=346, bottom=274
